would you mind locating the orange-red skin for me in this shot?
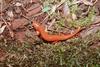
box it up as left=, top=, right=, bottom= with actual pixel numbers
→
left=32, top=21, right=81, bottom=42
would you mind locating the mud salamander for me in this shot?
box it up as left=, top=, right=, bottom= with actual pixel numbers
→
left=32, top=21, right=81, bottom=42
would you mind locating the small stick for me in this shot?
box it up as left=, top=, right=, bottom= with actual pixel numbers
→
left=21, top=14, right=32, bottom=22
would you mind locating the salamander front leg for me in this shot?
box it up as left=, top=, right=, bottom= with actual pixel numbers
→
left=36, top=31, right=40, bottom=35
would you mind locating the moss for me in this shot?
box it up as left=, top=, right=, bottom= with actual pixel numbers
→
left=68, top=6, right=95, bottom=27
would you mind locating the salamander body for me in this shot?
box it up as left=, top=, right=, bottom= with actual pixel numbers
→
left=32, top=21, right=81, bottom=42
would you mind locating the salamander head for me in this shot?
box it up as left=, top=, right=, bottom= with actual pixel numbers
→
left=32, top=21, right=44, bottom=32
left=32, top=22, right=40, bottom=30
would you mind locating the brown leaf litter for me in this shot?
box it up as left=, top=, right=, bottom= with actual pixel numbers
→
left=15, top=31, right=26, bottom=42
left=0, top=48, right=7, bottom=62
left=11, top=18, right=28, bottom=30
left=26, top=3, right=42, bottom=17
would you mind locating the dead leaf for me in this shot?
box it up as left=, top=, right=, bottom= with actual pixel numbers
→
left=63, top=2, right=70, bottom=17
left=27, top=3, right=40, bottom=11
left=11, top=18, right=28, bottom=30
left=0, top=25, right=6, bottom=34
left=27, top=4, right=42, bottom=16
left=15, top=31, right=26, bottom=42
left=15, top=2, right=22, bottom=6
left=90, top=42, right=100, bottom=49
left=80, top=26, right=100, bottom=38
left=95, top=0, right=100, bottom=12
left=92, top=16, right=100, bottom=24
left=0, top=48, right=7, bottom=61
left=30, top=0, right=40, bottom=3
left=14, top=7, right=21, bottom=14
left=0, top=48, right=5, bottom=58
left=7, top=10, right=14, bottom=18
left=4, top=0, right=12, bottom=4
left=0, top=21, right=4, bottom=27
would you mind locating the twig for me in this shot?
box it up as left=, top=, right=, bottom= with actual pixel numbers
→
left=47, top=19, right=56, bottom=30
left=21, top=14, right=32, bottom=22
left=93, top=0, right=98, bottom=5
left=21, top=4, right=28, bottom=13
